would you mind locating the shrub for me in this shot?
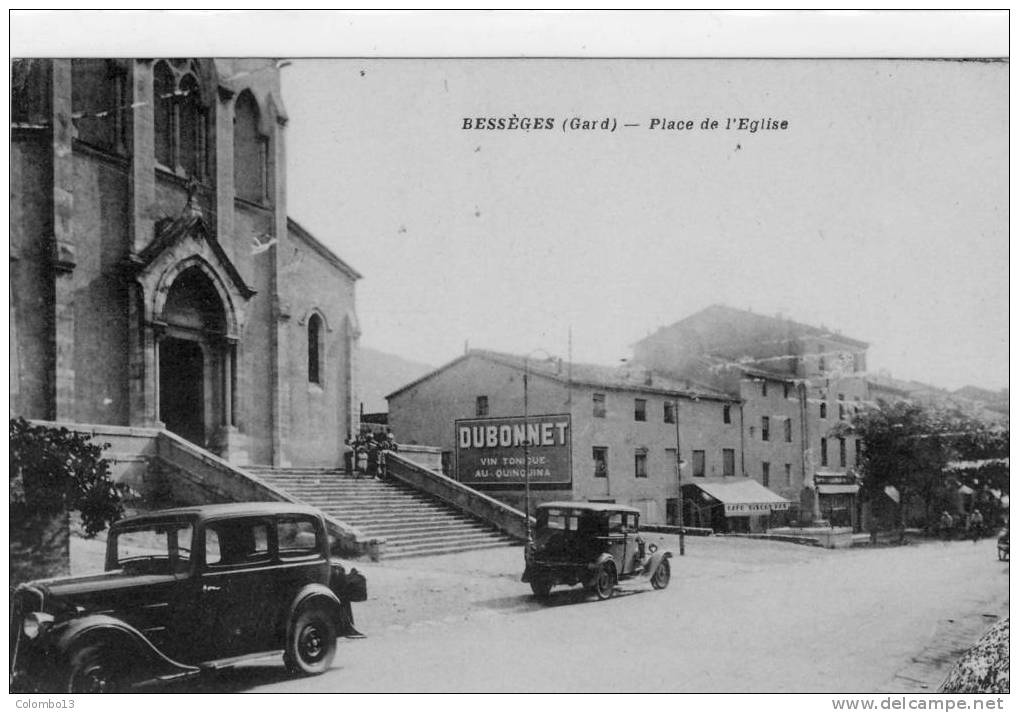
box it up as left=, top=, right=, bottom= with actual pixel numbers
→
left=9, top=417, right=124, bottom=536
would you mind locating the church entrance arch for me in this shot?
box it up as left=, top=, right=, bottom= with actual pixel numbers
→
left=157, top=264, right=232, bottom=448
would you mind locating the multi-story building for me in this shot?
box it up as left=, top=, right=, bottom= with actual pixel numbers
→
left=10, top=58, right=361, bottom=467
left=633, top=305, right=870, bottom=529
left=388, top=349, right=793, bottom=530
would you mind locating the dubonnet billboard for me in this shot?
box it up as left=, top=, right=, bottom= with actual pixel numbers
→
left=455, top=414, right=572, bottom=486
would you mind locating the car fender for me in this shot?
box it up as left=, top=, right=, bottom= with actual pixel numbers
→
left=53, top=614, right=198, bottom=678
left=586, top=553, right=616, bottom=585
left=641, top=549, right=673, bottom=577
left=287, top=583, right=345, bottom=635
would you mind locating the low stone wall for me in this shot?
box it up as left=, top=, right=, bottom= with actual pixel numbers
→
left=25, top=421, right=381, bottom=560
left=767, top=526, right=854, bottom=549
left=386, top=453, right=530, bottom=541
left=396, top=444, right=443, bottom=472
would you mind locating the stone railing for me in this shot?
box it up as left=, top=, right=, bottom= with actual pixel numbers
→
left=385, top=452, right=530, bottom=541
left=26, top=421, right=381, bottom=560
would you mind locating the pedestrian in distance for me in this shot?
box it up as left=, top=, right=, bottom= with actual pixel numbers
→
left=969, top=509, right=984, bottom=543
left=940, top=510, right=954, bottom=541
left=342, top=437, right=354, bottom=474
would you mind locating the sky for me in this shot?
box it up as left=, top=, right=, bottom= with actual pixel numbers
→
left=281, top=57, right=1007, bottom=392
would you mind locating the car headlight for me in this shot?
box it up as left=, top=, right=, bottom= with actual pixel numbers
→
left=22, top=612, right=55, bottom=639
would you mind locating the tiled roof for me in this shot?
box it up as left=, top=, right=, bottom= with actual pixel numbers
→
left=386, top=349, right=736, bottom=402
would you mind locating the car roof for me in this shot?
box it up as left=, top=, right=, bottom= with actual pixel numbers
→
left=537, top=501, right=641, bottom=515
left=113, top=502, right=324, bottom=528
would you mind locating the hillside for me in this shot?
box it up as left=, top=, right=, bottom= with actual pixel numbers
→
left=356, top=346, right=434, bottom=414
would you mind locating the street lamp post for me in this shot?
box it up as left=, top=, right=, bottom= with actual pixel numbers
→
left=674, top=398, right=685, bottom=556
left=522, top=349, right=553, bottom=543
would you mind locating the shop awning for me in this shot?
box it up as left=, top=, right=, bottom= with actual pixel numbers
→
left=687, top=479, right=791, bottom=516
left=817, top=483, right=860, bottom=495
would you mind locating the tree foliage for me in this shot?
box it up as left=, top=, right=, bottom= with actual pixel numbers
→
left=9, top=418, right=125, bottom=536
left=839, top=400, right=1009, bottom=529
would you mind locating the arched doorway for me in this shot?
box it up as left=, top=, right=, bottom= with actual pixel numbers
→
left=158, top=265, right=228, bottom=447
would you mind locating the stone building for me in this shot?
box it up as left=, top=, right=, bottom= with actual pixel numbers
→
left=632, top=305, right=869, bottom=528
left=10, top=58, right=361, bottom=468
left=386, top=349, right=795, bottom=530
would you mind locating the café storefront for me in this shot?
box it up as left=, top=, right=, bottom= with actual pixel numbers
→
left=813, top=470, right=861, bottom=530
left=683, top=479, right=791, bottom=533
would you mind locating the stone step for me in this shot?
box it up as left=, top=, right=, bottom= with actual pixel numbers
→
left=253, top=467, right=516, bottom=559
left=383, top=540, right=517, bottom=559
left=378, top=528, right=509, bottom=545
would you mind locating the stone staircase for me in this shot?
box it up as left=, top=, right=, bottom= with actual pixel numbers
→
left=247, top=467, right=518, bottom=559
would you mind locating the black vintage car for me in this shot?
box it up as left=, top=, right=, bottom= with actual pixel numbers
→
left=521, top=502, right=672, bottom=601
left=10, top=503, right=367, bottom=692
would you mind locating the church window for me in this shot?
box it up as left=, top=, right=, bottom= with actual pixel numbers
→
left=234, top=90, right=269, bottom=203
left=308, top=314, right=323, bottom=385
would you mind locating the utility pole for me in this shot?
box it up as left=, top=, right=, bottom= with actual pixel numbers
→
left=674, top=398, right=685, bottom=556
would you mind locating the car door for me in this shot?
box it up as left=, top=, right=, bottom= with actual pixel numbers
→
left=603, top=511, right=628, bottom=570
left=191, top=516, right=281, bottom=662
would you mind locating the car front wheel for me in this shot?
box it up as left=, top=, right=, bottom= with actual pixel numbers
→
left=592, top=563, right=616, bottom=601
left=285, top=605, right=338, bottom=676
left=651, top=559, right=671, bottom=590
left=67, top=644, right=125, bottom=693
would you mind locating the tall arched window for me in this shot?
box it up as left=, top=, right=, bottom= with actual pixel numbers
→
left=233, top=90, right=268, bottom=203
left=308, top=314, right=323, bottom=385
left=153, top=62, right=175, bottom=167
left=72, top=59, right=126, bottom=153
left=152, top=61, right=206, bottom=178
left=178, top=73, right=205, bottom=177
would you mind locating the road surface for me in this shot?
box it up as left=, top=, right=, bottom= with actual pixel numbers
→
left=172, top=535, right=1008, bottom=693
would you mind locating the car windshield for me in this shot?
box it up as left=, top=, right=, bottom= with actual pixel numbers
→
left=110, top=522, right=194, bottom=575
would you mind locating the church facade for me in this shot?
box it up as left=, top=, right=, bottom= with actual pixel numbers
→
left=10, top=58, right=360, bottom=468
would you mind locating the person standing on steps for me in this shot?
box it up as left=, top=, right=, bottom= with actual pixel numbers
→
left=342, top=437, right=354, bottom=474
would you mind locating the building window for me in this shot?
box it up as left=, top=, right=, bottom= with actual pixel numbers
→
left=820, top=437, right=828, bottom=467
left=838, top=394, right=846, bottom=420
left=783, top=382, right=790, bottom=400
left=855, top=438, right=862, bottom=464
left=692, top=450, right=705, bottom=478
left=666, top=448, right=677, bottom=474
left=762, top=462, right=770, bottom=487
left=820, top=401, right=827, bottom=419
left=153, top=62, right=175, bottom=167
left=153, top=61, right=207, bottom=178
left=234, top=90, right=269, bottom=203
left=723, top=404, right=731, bottom=424
left=664, top=401, right=676, bottom=424
left=307, top=313, right=322, bottom=385
left=634, top=399, right=646, bottom=422
left=761, top=380, right=768, bottom=397
left=839, top=437, right=847, bottom=467
left=854, top=352, right=865, bottom=373
left=593, top=447, right=608, bottom=479
left=819, top=355, right=827, bottom=373
left=784, top=418, right=792, bottom=443
left=722, top=449, right=735, bottom=477
left=784, top=463, right=792, bottom=486
left=761, top=416, right=770, bottom=441
left=593, top=393, right=606, bottom=418
left=634, top=450, right=648, bottom=479
left=475, top=395, right=489, bottom=417
left=71, top=59, right=126, bottom=153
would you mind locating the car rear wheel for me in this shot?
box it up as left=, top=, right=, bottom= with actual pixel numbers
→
left=530, top=577, right=552, bottom=600
left=651, top=559, right=671, bottom=590
left=592, top=563, right=616, bottom=601
left=285, top=605, right=337, bottom=676
left=67, top=644, right=125, bottom=693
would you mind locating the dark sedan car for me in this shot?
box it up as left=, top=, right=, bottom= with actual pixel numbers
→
left=10, top=503, right=366, bottom=692
left=522, top=502, right=672, bottom=601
